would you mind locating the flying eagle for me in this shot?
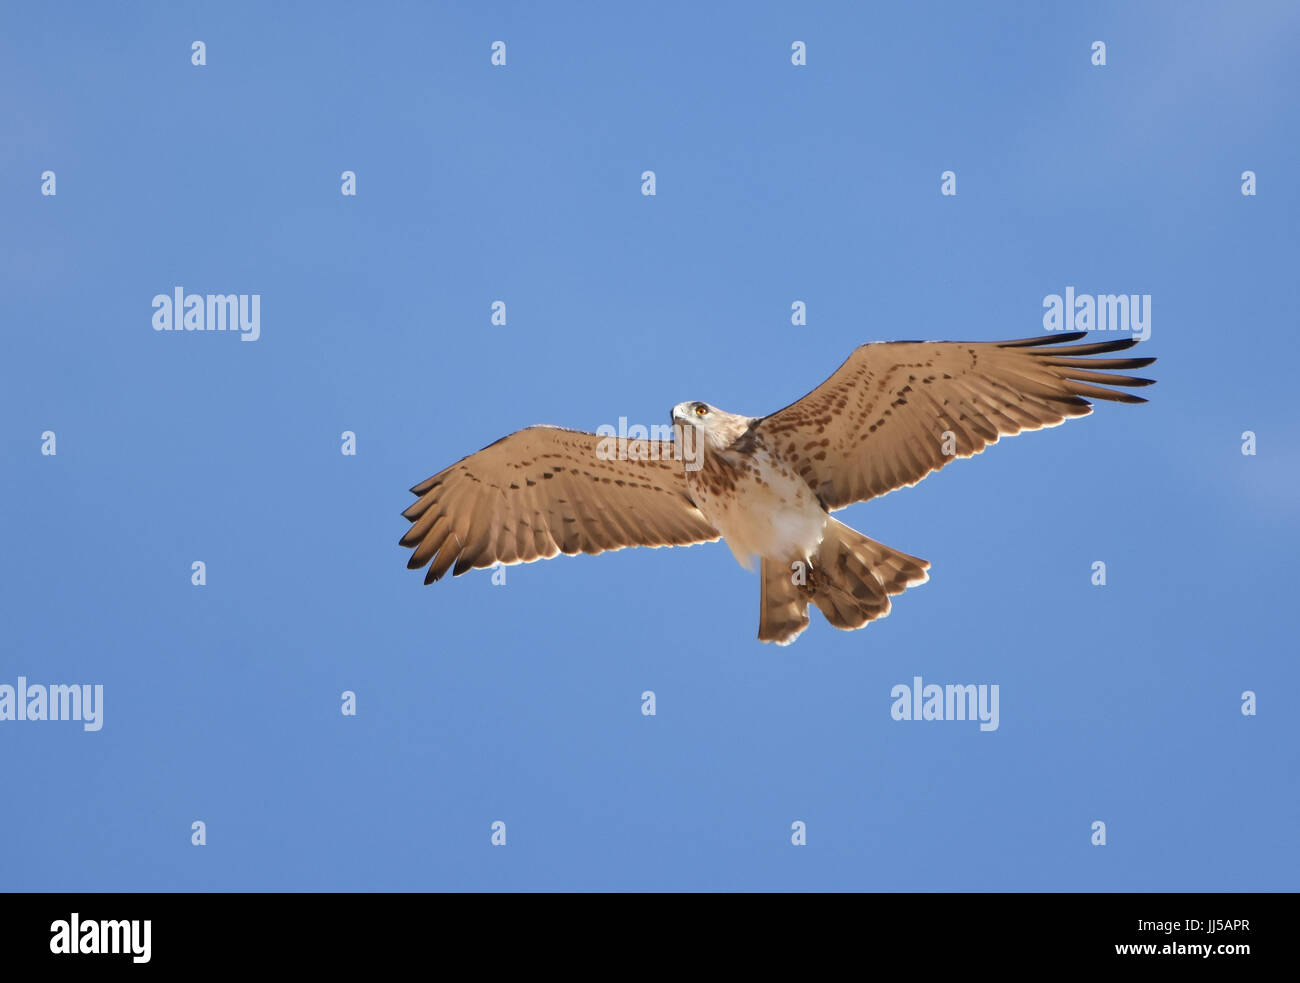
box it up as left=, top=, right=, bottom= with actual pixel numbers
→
left=400, top=333, right=1154, bottom=644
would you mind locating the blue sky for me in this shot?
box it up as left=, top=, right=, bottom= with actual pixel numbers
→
left=2, top=1, right=1297, bottom=891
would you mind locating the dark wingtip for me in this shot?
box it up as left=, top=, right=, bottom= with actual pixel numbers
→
left=1000, top=332, right=1089, bottom=347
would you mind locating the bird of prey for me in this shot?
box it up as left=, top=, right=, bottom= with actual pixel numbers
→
left=400, top=332, right=1154, bottom=644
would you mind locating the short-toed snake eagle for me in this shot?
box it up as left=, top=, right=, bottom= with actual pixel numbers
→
left=400, top=332, right=1154, bottom=644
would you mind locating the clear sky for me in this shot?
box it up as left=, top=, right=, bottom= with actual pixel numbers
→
left=2, top=1, right=1297, bottom=891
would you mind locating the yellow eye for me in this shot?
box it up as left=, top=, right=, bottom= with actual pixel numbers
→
left=694, top=404, right=708, bottom=417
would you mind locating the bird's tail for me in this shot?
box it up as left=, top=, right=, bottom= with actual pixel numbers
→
left=756, top=519, right=930, bottom=644
left=758, top=558, right=814, bottom=645
left=808, top=518, right=930, bottom=632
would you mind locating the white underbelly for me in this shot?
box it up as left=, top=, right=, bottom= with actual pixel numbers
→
left=694, top=464, right=828, bottom=570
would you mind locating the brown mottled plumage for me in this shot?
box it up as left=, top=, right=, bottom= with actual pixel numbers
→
left=400, top=332, right=1155, bottom=644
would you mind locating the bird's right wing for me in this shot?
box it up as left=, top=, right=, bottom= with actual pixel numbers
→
left=400, top=425, right=719, bottom=583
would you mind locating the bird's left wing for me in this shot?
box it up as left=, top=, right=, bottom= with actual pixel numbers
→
left=749, top=332, right=1156, bottom=510
left=401, top=425, right=719, bottom=583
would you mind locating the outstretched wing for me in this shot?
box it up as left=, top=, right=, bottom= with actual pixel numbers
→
left=752, top=332, right=1156, bottom=510
left=400, top=425, right=719, bottom=583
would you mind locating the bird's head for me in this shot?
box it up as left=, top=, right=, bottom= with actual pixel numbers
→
left=671, top=401, right=753, bottom=455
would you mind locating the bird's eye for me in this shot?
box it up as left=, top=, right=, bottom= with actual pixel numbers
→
left=694, top=404, right=708, bottom=417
